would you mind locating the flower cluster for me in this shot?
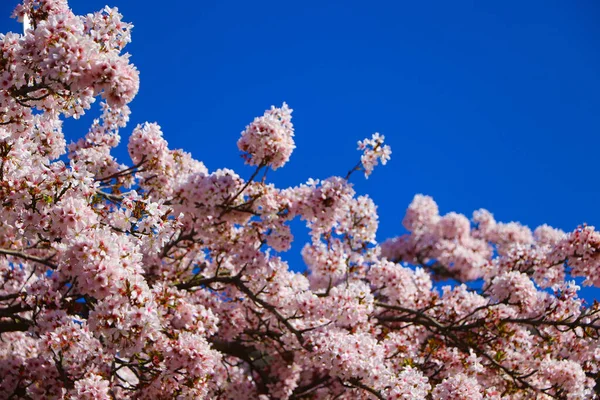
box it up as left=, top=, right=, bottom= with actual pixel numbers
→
left=237, top=102, right=295, bottom=170
left=357, top=132, right=391, bottom=178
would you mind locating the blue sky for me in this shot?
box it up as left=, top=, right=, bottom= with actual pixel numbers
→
left=2, top=1, right=600, bottom=298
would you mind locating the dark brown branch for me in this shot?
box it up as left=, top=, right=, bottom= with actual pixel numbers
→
left=376, top=301, right=560, bottom=397
left=175, top=275, right=239, bottom=291
left=96, top=157, right=147, bottom=182
left=95, top=190, right=123, bottom=203
left=210, top=339, right=271, bottom=395
left=0, top=320, right=31, bottom=333
left=290, top=375, right=331, bottom=399
left=0, top=248, right=57, bottom=269
left=345, top=378, right=385, bottom=400
left=234, top=280, right=311, bottom=350
left=177, top=270, right=312, bottom=350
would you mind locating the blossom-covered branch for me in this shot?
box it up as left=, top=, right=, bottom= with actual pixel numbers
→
left=1, top=1, right=600, bottom=399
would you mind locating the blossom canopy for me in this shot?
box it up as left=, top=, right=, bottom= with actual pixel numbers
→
left=1, top=1, right=600, bottom=399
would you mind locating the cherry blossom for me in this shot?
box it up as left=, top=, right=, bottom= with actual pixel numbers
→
left=1, top=1, right=600, bottom=399
left=356, top=132, right=391, bottom=178
left=237, top=102, right=295, bottom=170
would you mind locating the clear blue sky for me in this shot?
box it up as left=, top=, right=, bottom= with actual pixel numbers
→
left=2, top=1, right=600, bottom=298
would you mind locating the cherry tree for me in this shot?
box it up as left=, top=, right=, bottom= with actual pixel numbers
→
left=1, top=1, right=600, bottom=399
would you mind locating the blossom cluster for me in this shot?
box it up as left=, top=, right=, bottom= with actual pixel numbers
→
left=357, top=132, right=391, bottom=178
left=237, top=102, right=295, bottom=170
